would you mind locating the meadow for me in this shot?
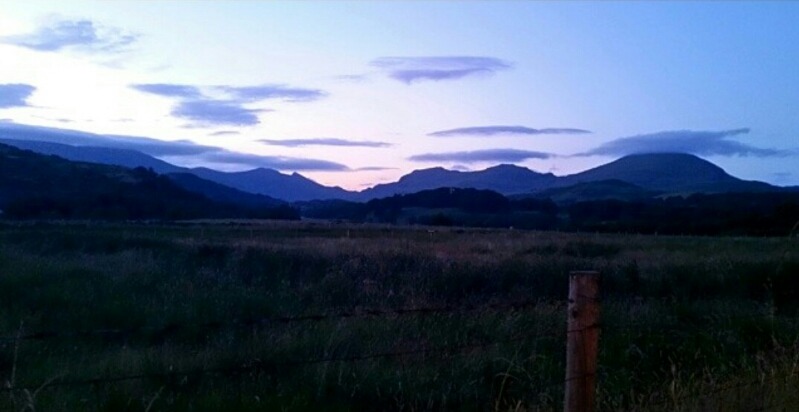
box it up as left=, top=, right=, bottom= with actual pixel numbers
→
left=0, top=221, right=797, bottom=411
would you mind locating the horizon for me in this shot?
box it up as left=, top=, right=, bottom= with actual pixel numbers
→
left=1, top=1, right=798, bottom=189
left=2, top=125, right=773, bottom=194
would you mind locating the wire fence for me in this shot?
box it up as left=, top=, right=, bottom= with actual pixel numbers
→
left=0, top=298, right=560, bottom=343
left=2, top=294, right=797, bottom=411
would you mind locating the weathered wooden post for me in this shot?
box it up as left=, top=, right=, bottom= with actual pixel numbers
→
left=564, top=271, right=600, bottom=412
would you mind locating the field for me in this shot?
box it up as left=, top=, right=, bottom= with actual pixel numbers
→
left=1, top=221, right=798, bottom=411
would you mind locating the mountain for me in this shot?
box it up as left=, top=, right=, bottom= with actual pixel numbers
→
left=556, top=153, right=776, bottom=194
left=358, top=164, right=556, bottom=200
left=0, top=143, right=287, bottom=220
left=166, top=173, right=285, bottom=208
left=189, top=167, right=352, bottom=202
left=1, top=127, right=784, bottom=202
left=0, top=139, right=183, bottom=174
left=0, top=138, right=352, bottom=202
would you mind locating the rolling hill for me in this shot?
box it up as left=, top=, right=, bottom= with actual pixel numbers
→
left=0, top=138, right=350, bottom=202
left=0, top=143, right=294, bottom=220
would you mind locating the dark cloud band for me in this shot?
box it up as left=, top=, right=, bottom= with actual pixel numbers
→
left=259, top=138, right=391, bottom=148
left=578, top=128, right=789, bottom=158
left=172, top=100, right=267, bottom=127
left=409, top=149, right=552, bottom=163
left=130, top=82, right=327, bottom=127
left=371, top=56, right=511, bottom=84
left=429, top=126, right=591, bottom=137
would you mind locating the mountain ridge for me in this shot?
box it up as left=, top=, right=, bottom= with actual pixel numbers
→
left=0, top=134, right=784, bottom=202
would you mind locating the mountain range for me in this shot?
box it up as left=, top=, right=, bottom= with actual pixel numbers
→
left=0, top=133, right=789, bottom=204
left=0, top=142, right=295, bottom=220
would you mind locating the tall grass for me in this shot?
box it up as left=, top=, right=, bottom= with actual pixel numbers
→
left=0, top=221, right=797, bottom=411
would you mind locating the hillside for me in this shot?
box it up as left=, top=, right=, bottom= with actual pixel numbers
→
left=190, top=167, right=352, bottom=202
left=0, top=138, right=351, bottom=202
left=525, top=180, right=657, bottom=204
left=0, top=143, right=295, bottom=220
left=166, top=172, right=285, bottom=208
left=0, top=139, right=183, bottom=174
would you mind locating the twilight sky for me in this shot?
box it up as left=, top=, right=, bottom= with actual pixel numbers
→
left=0, top=1, right=797, bottom=190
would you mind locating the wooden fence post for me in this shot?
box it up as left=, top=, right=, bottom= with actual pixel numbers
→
left=564, top=271, right=600, bottom=412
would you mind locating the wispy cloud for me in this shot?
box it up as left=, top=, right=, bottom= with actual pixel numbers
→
left=333, top=74, right=369, bottom=82
left=172, top=100, right=268, bottom=127
left=1, top=19, right=138, bottom=53
left=0, top=122, right=347, bottom=171
left=355, top=166, right=398, bottom=171
left=130, top=84, right=202, bottom=99
left=209, top=130, right=240, bottom=137
left=258, top=138, right=392, bottom=148
left=371, top=56, right=511, bottom=84
left=0, top=84, right=36, bottom=108
left=130, top=82, right=327, bottom=127
left=217, top=85, right=326, bottom=102
left=200, top=152, right=348, bottom=171
left=428, top=126, right=591, bottom=137
left=409, top=149, right=552, bottom=163
left=579, top=128, right=790, bottom=157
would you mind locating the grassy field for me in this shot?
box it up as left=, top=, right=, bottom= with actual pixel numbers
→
left=0, top=221, right=798, bottom=411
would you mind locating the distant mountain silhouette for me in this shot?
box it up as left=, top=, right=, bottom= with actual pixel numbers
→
left=359, top=164, right=556, bottom=200
left=0, top=139, right=350, bottom=202
left=0, top=139, right=183, bottom=174
left=166, top=173, right=285, bottom=208
left=1, top=128, right=784, bottom=202
left=556, top=153, right=776, bottom=194
left=0, top=143, right=295, bottom=219
left=189, top=167, right=352, bottom=202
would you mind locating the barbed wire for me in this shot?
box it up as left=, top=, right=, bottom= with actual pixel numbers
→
left=0, top=298, right=563, bottom=343
left=5, top=295, right=792, bottom=345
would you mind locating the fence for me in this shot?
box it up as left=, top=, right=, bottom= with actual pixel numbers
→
left=1, top=271, right=797, bottom=412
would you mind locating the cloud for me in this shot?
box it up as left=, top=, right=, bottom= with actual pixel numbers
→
left=0, top=84, right=36, bottom=108
left=371, top=56, right=511, bottom=84
left=579, top=128, right=790, bottom=157
left=258, top=138, right=392, bottom=148
left=130, top=84, right=202, bottom=99
left=428, top=126, right=591, bottom=137
left=0, top=122, right=349, bottom=171
left=172, top=100, right=267, bottom=126
left=1, top=19, right=138, bottom=53
left=209, top=130, right=240, bottom=137
left=200, top=152, right=348, bottom=171
left=130, top=82, right=327, bottom=127
left=408, top=149, right=552, bottom=163
left=333, top=74, right=369, bottom=82
left=355, top=166, right=398, bottom=171
left=217, top=85, right=326, bottom=102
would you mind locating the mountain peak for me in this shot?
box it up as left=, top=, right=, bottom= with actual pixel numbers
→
left=561, top=152, right=772, bottom=193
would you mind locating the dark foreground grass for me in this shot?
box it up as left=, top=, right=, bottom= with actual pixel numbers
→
left=0, top=221, right=798, bottom=411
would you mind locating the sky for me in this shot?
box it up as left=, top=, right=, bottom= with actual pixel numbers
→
left=0, top=1, right=797, bottom=190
